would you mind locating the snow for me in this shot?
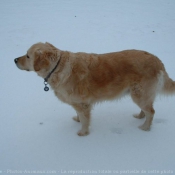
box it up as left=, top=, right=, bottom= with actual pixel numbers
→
left=0, top=0, right=175, bottom=174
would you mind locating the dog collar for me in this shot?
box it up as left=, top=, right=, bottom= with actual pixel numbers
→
left=44, top=58, right=61, bottom=91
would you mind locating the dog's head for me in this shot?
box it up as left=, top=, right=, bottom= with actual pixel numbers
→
left=14, top=42, right=60, bottom=77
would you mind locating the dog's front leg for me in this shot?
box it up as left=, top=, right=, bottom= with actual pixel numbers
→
left=72, top=103, right=91, bottom=136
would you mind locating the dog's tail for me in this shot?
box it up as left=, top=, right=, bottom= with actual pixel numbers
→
left=162, top=72, right=175, bottom=94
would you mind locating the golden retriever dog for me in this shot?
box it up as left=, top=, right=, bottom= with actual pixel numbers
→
left=14, top=42, right=175, bottom=136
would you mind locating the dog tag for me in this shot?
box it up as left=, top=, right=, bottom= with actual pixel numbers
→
left=44, top=81, right=49, bottom=91
left=44, top=86, right=49, bottom=91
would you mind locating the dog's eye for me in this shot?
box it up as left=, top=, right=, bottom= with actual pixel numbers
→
left=27, top=55, right=29, bottom=58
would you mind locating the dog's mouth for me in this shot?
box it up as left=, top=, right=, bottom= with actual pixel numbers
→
left=14, top=58, right=30, bottom=71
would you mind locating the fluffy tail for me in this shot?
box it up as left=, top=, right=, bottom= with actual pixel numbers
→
left=163, top=72, right=175, bottom=94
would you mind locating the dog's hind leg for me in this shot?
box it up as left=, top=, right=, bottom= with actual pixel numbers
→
left=138, top=105, right=155, bottom=131
left=72, top=103, right=91, bottom=136
left=130, top=81, right=156, bottom=131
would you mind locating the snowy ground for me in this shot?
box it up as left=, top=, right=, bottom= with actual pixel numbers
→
left=1, top=0, right=175, bottom=174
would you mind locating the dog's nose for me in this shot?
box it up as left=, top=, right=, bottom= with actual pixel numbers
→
left=14, top=58, right=18, bottom=64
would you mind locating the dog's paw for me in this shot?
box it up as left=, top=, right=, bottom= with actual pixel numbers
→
left=139, top=124, right=150, bottom=131
left=133, top=113, right=145, bottom=119
left=77, top=130, right=89, bottom=136
left=72, top=116, right=80, bottom=122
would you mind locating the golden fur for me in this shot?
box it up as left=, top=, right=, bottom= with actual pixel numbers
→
left=14, top=42, right=175, bottom=136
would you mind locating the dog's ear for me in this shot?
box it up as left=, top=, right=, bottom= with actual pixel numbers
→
left=45, top=42, right=57, bottom=49
left=34, top=49, right=50, bottom=71
left=45, top=42, right=61, bottom=60
left=46, top=50, right=57, bottom=62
